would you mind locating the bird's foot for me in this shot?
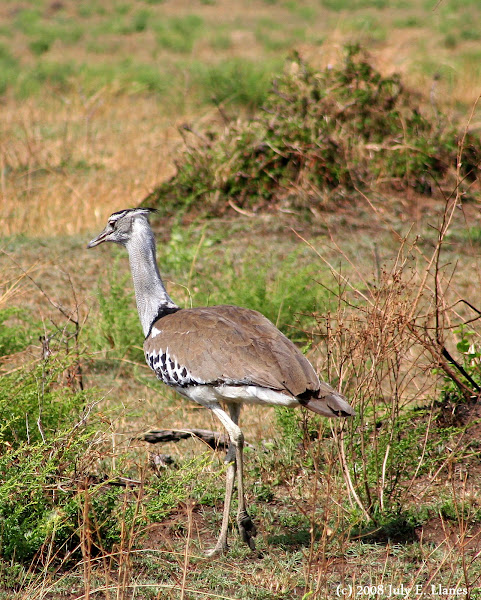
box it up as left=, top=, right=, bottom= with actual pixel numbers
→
left=237, top=510, right=257, bottom=551
left=204, top=541, right=229, bottom=558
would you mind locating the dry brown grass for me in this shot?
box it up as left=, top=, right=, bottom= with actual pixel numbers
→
left=0, top=93, right=184, bottom=236
left=0, top=0, right=480, bottom=237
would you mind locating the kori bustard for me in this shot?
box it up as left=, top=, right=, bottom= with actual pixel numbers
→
left=88, top=208, right=354, bottom=556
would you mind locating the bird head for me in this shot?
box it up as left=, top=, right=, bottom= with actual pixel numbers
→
left=87, top=208, right=157, bottom=248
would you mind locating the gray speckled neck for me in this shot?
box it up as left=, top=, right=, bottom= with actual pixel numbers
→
left=125, top=219, right=178, bottom=337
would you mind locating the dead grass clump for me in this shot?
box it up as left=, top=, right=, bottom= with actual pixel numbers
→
left=146, top=45, right=481, bottom=218
left=307, top=195, right=481, bottom=526
left=290, top=195, right=481, bottom=596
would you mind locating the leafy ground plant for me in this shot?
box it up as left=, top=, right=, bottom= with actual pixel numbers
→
left=0, top=295, right=222, bottom=597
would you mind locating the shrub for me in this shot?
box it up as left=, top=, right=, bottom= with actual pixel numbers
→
left=145, top=45, right=480, bottom=218
left=0, top=359, right=88, bottom=446
left=0, top=430, right=94, bottom=563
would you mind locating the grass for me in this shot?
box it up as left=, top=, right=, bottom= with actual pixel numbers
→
left=3, top=196, right=481, bottom=598
left=1, top=0, right=481, bottom=598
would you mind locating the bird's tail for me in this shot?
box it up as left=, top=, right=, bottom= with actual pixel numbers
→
left=300, top=382, right=355, bottom=418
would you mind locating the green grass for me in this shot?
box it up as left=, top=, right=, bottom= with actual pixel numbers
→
left=321, top=0, right=389, bottom=9
left=16, top=60, right=78, bottom=98
left=100, top=8, right=153, bottom=35
left=188, top=56, right=283, bottom=108
left=0, top=0, right=480, bottom=115
left=341, top=15, right=387, bottom=43
left=0, top=43, right=19, bottom=95
left=393, top=15, right=422, bottom=28
left=152, top=224, right=333, bottom=343
left=14, top=8, right=84, bottom=48
left=153, top=14, right=205, bottom=53
left=76, top=1, right=109, bottom=17
left=4, top=52, right=280, bottom=108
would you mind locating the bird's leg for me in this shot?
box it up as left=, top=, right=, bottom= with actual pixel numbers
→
left=233, top=433, right=257, bottom=549
left=203, top=403, right=238, bottom=557
left=204, top=407, right=241, bottom=557
left=228, top=403, right=257, bottom=550
left=204, top=402, right=256, bottom=555
left=205, top=453, right=236, bottom=557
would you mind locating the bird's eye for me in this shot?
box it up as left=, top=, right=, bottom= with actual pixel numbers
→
left=108, top=220, right=116, bottom=228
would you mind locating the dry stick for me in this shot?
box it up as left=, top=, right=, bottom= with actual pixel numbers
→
left=379, top=442, right=390, bottom=513
left=65, top=270, right=85, bottom=390
left=294, top=232, right=383, bottom=511
left=297, top=171, right=478, bottom=523
left=432, top=195, right=461, bottom=398
left=116, top=479, right=144, bottom=600
left=412, top=264, right=481, bottom=394
left=303, top=239, right=449, bottom=517
left=303, top=424, right=322, bottom=597
left=362, top=189, right=460, bottom=340
left=435, top=94, right=481, bottom=399
left=81, top=487, right=92, bottom=600
left=291, top=230, right=372, bottom=308
left=30, top=548, right=186, bottom=600
left=441, top=346, right=481, bottom=393
left=0, top=265, right=31, bottom=307
left=457, top=93, right=481, bottom=172
left=117, top=503, right=128, bottom=600
left=37, top=518, right=60, bottom=600
left=187, top=230, right=206, bottom=291
left=180, top=502, right=194, bottom=600
left=0, top=250, right=78, bottom=323
left=311, top=431, right=340, bottom=598
left=338, top=429, right=371, bottom=522
left=451, top=298, right=481, bottom=327
left=407, top=321, right=477, bottom=400
left=227, top=198, right=256, bottom=217
left=435, top=508, right=470, bottom=593
left=141, top=428, right=229, bottom=450
left=405, top=402, right=435, bottom=495
left=290, top=239, right=373, bottom=518
left=1, top=250, right=85, bottom=386
left=73, top=394, right=109, bottom=431
left=413, top=432, right=467, bottom=503
left=453, top=473, right=472, bottom=596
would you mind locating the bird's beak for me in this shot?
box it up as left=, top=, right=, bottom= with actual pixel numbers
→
left=87, top=227, right=109, bottom=249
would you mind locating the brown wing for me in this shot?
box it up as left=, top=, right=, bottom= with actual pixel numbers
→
left=143, top=305, right=320, bottom=396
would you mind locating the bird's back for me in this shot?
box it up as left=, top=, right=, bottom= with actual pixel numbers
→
left=144, top=304, right=320, bottom=397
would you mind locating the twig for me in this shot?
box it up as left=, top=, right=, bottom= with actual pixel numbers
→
left=338, top=430, right=372, bottom=522
left=228, top=198, right=255, bottom=217
left=141, top=428, right=230, bottom=451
